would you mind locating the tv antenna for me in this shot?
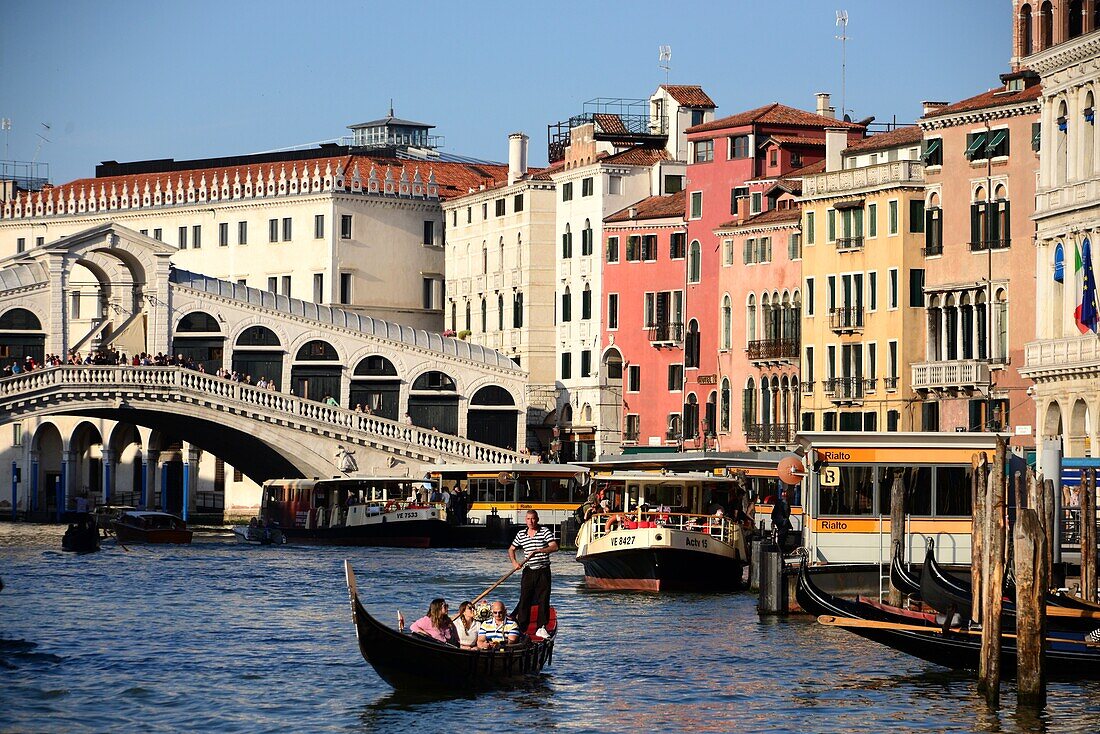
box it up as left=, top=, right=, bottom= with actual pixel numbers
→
left=835, top=10, right=849, bottom=120
left=32, top=122, right=51, bottom=164
left=0, top=118, right=10, bottom=160
left=658, top=45, right=672, bottom=84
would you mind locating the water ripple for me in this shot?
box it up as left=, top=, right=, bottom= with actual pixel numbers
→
left=2, top=523, right=1099, bottom=732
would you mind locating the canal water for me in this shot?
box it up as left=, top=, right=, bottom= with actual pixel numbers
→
left=2, top=524, right=1099, bottom=734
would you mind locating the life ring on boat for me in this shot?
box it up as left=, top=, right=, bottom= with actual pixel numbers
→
left=383, top=499, right=399, bottom=513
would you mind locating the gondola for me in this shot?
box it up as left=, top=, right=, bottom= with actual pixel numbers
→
left=889, top=540, right=921, bottom=600
left=61, top=515, right=100, bottom=553
left=343, top=561, right=555, bottom=690
left=921, top=543, right=1100, bottom=628
left=797, top=560, right=1100, bottom=677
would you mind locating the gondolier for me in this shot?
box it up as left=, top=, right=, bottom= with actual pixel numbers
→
left=509, top=510, right=558, bottom=638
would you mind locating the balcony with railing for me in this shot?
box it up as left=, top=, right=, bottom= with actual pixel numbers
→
left=1022, top=334, right=1100, bottom=378
left=649, top=321, right=683, bottom=345
left=802, top=159, right=924, bottom=198
left=883, top=376, right=899, bottom=390
left=829, top=307, right=864, bottom=333
left=823, top=376, right=864, bottom=404
left=922, top=244, right=944, bottom=257
left=747, top=338, right=799, bottom=363
left=862, top=377, right=877, bottom=394
left=911, top=359, right=991, bottom=390
left=836, top=236, right=864, bottom=252
left=800, top=380, right=814, bottom=393
left=746, top=423, right=797, bottom=447
left=969, top=238, right=1010, bottom=252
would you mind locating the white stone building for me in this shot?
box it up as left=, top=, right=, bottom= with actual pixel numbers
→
left=442, top=134, right=559, bottom=445
left=1021, top=25, right=1100, bottom=463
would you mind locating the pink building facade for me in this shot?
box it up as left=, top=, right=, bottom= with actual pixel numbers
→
left=682, top=99, right=862, bottom=447
left=601, top=193, right=688, bottom=449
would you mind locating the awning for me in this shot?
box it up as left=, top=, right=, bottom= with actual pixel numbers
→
left=921, top=138, right=941, bottom=162
left=834, top=199, right=865, bottom=211
left=965, top=132, right=987, bottom=158
left=985, top=129, right=1007, bottom=153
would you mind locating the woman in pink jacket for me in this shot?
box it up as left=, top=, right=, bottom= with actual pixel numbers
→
left=409, top=598, right=458, bottom=647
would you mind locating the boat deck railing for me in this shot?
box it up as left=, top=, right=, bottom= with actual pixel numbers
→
left=304, top=501, right=448, bottom=530
left=589, top=511, right=741, bottom=546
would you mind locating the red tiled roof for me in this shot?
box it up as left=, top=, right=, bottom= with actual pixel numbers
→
left=593, top=113, right=629, bottom=134
left=605, top=191, right=686, bottom=223
left=602, top=147, right=670, bottom=166
left=764, top=134, right=826, bottom=147
left=686, top=103, right=865, bottom=135
left=716, top=205, right=801, bottom=231
left=530, top=160, right=566, bottom=180
left=660, top=85, right=716, bottom=108
left=921, top=83, right=1042, bottom=118
left=781, top=159, right=826, bottom=178
left=6, top=154, right=511, bottom=212
left=843, top=125, right=923, bottom=153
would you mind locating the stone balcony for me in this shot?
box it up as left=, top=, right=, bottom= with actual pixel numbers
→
left=911, top=359, right=990, bottom=390
left=1021, top=335, right=1100, bottom=379
left=802, top=159, right=924, bottom=198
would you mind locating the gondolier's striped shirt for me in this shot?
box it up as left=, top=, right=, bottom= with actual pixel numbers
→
left=511, top=526, right=556, bottom=569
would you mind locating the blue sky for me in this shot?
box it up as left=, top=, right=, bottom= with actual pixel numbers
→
left=2, top=0, right=1011, bottom=185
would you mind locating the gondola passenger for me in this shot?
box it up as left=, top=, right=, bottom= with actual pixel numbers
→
left=409, top=598, right=459, bottom=647
left=477, top=602, right=520, bottom=647
left=454, top=601, right=481, bottom=649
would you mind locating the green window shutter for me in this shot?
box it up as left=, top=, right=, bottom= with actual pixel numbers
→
left=909, top=200, right=925, bottom=233
left=1001, top=200, right=1011, bottom=245
left=1031, top=122, right=1041, bottom=151
left=965, top=132, right=987, bottom=159
left=827, top=210, right=836, bottom=241
left=970, top=203, right=981, bottom=245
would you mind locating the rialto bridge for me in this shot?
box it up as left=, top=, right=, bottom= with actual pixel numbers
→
left=0, top=223, right=528, bottom=521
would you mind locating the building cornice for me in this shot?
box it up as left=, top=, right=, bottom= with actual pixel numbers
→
left=442, top=179, right=556, bottom=209
left=918, top=100, right=1040, bottom=131
left=1023, top=30, right=1100, bottom=76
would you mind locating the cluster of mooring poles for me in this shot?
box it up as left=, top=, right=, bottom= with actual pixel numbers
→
left=970, top=438, right=1098, bottom=708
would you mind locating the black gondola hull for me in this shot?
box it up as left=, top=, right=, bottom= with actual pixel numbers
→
left=345, top=566, right=553, bottom=690
left=578, top=547, right=744, bottom=592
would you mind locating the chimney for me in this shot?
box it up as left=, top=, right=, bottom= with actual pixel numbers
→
left=816, top=92, right=834, bottom=119
left=921, top=101, right=949, bottom=116
left=628, top=206, right=638, bottom=219
left=825, top=128, right=848, bottom=172
left=508, top=132, right=529, bottom=185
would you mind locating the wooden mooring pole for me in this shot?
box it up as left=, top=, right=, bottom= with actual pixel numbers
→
left=979, top=437, right=1007, bottom=706
left=971, top=453, right=988, bottom=625
left=888, top=469, right=905, bottom=607
left=1014, top=467, right=1048, bottom=707
left=1082, top=468, right=1097, bottom=603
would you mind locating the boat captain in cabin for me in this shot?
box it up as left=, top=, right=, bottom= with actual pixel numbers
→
left=508, top=510, right=558, bottom=638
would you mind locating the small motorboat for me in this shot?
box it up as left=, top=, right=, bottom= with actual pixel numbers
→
left=112, top=511, right=193, bottom=545
left=62, top=515, right=100, bottom=553
left=231, top=523, right=286, bottom=545
left=344, top=561, right=555, bottom=690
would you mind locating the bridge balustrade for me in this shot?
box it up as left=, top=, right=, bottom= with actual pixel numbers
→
left=0, top=365, right=525, bottom=465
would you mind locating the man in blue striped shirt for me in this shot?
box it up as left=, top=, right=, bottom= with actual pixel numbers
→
left=508, top=510, right=558, bottom=638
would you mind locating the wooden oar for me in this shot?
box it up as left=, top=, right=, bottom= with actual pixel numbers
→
left=470, top=556, right=529, bottom=607
left=818, top=614, right=1006, bottom=638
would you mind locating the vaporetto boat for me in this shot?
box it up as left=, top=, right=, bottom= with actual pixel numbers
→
left=575, top=472, right=749, bottom=592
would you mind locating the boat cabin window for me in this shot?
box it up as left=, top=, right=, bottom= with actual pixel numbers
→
left=816, top=464, right=971, bottom=518
left=820, top=465, right=876, bottom=516
left=471, top=477, right=512, bottom=504
left=643, top=484, right=684, bottom=510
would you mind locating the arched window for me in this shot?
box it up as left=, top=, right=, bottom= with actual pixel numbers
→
left=582, top=284, right=592, bottom=320
left=516, top=232, right=523, bottom=271
left=685, top=320, right=700, bottom=368
left=482, top=242, right=488, bottom=275
left=450, top=301, right=457, bottom=332
left=236, top=325, right=280, bottom=347
left=513, top=291, right=524, bottom=328
left=499, top=237, right=505, bottom=270
left=1083, top=91, right=1095, bottom=176
left=1056, top=99, right=1069, bottom=184
left=1020, top=3, right=1033, bottom=56
left=465, top=300, right=471, bottom=331
left=746, top=294, right=757, bottom=343
left=1053, top=242, right=1066, bottom=336
left=742, top=378, right=757, bottom=431
left=0, top=308, right=42, bottom=330
left=497, top=293, right=505, bottom=331
left=562, top=287, right=572, bottom=322
left=683, top=393, right=699, bottom=440
left=295, top=340, right=338, bottom=361
left=688, top=240, right=702, bottom=283
left=1040, top=1, right=1053, bottom=49
left=562, top=223, right=573, bottom=258
left=721, top=295, right=732, bottom=349
left=481, top=298, right=487, bottom=332
left=1069, top=0, right=1083, bottom=38
left=582, top=218, right=593, bottom=256
left=720, top=377, right=731, bottom=432
left=995, top=288, right=1009, bottom=360
left=177, top=311, right=220, bottom=332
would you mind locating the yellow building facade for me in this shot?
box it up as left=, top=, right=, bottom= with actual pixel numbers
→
left=798, top=128, right=928, bottom=432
